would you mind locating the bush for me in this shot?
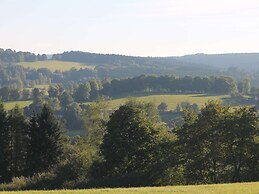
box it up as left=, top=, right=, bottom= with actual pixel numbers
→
left=0, top=177, right=27, bottom=191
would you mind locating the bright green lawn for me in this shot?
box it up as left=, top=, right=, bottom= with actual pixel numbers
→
left=3, top=101, right=32, bottom=111
left=1, top=182, right=258, bottom=194
left=107, top=94, right=229, bottom=110
left=19, top=60, right=95, bottom=72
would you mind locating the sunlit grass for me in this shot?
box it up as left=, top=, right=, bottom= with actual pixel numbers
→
left=1, top=182, right=258, bottom=194
left=105, top=94, right=229, bottom=110
left=3, top=101, right=32, bottom=110
left=19, top=60, right=95, bottom=72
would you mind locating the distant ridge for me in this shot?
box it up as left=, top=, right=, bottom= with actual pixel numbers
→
left=1, top=48, right=259, bottom=72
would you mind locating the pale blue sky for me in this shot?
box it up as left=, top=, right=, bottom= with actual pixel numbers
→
left=1, top=0, right=259, bottom=56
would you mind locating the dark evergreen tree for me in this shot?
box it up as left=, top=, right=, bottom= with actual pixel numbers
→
left=27, top=105, right=63, bottom=175
left=0, top=103, right=11, bottom=182
left=8, top=105, right=28, bottom=179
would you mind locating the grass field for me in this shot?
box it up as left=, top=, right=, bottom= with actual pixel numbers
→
left=3, top=101, right=32, bottom=110
left=107, top=94, right=229, bottom=110
left=19, top=60, right=95, bottom=72
left=0, top=182, right=258, bottom=194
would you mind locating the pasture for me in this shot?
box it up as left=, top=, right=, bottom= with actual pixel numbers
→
left=107, top=94, right=229, bottom=110
left=18, top=60, right=95, bottom=72
left=3, top=101, right=32, bottom=110
left=0, top=182, right=258, bottom=194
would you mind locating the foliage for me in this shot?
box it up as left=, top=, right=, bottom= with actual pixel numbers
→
left=95, top=100, right=171, bottom=186
left=157, top=102, right=168, bottom=112
left=26, top=105, right=64, bottom=175
left=0, top=48, right=47, bottom=63
left=84, top=97, right=110, bottom=149
left=174, top=101, right=259, bottom=184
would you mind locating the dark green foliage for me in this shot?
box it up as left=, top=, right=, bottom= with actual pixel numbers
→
left=158, top=102, right=168, bottom=112
left=0, top=48, right=47, bottom=63
left=84, top=97, right=110, bottom=152
left=224, top=106, right=259, bottom=182
left=26, top=105, right=63, bottom=175
left=63, top=103, right=84, bottom=130
left=0, top=103, right=10, bottom=182
left=73, top=83, right=91, bottom=102
left=96, top=101, right=171, bottom=186
left=175, top=101, right=259, bottom=184
left=59, top=91, right=73, bottom=107
left=8, top=106, right=28, bottom=179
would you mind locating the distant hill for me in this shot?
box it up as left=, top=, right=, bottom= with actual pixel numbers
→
left=52, top=51, right=259, bottom=72
left=175, top=53, right=259, bottom=71
left=2, top=48, right=259, bottom=80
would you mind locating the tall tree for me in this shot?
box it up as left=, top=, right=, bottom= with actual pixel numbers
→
left=175, top=101, right=229, bottom=184
left=8, top=105, right=28, bottom=179
left=27, top=105, right=63, bottom=175
left=224, top=106, right=259, bottom=182
left=0, top=103, right=11, bottom=182
left=242, top=77, right=251, bottom=95
left=99, top=101, right=170, bottom=186
left=175, top=101, right=259, bottom=184
left=84, top=97, right=110, bottom=149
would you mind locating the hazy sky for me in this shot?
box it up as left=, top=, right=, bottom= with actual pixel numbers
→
left=1, top=0, right=259, bottom=56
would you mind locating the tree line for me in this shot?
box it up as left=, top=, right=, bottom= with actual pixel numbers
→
left=0, top=100, right=258, bottom=190
left=0, top=104, right=63, bottom=183
left=0, top=74, right=240, bottom=103
left=0, top=48, right=47, bottom=63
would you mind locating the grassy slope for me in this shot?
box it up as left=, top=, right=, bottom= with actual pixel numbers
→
left=2, top=94, right=227, bottom=112
left=3, top=101, right=32, bottom=110
left=18, top=60, right=95, bottom=72
left=1, top=182, right=258, bottom=194
left=107, top=94, right=229, bottom=110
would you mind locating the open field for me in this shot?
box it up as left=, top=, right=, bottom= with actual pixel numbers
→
left=1, top=182, right=258, bottom=194
left=3, top=101, right=32, bottom=110
left=106, top=94, right=229, bottom=110
left=18, top=60, right=95, bottom=72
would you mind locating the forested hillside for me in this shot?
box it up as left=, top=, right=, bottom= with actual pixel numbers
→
left=178, top=53, right=259, bottom=71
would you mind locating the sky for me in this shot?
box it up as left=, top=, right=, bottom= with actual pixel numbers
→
left=1, top=0, right=259, bottom=56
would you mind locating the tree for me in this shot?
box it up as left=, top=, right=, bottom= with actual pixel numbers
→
left=26, top=105, right=63, bottom=175
left=84, top=97, right=110, bottom=149
left=242, top=77, right=251, bottom=95
left=59, top=91, right=73, bottom=107
left=8, top=105, right=28, bottom=179
left=224, top=106, right=259, bottom=182
left=74, top=83, right=91, bottom=102
left=158, top=102, right=168, bottom=112
left=0, top=103, right=11, bottom=182
left=175, top=101, right=230, bottom=183
left=99, top=102, right=170, bottom=186
left=175, top=101, right=259, bottom=184
left=63, top=103, right=84, bottom=130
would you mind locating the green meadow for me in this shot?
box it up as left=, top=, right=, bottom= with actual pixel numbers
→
left=19, top=60, right=95, bottom=72
left=106, top=94, right=229, bottom=110
left=2, top=94, right=228, bottom=112
left=0, top=182, right=258, bottom=194
left=3, top=101, right=32, bottom=110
